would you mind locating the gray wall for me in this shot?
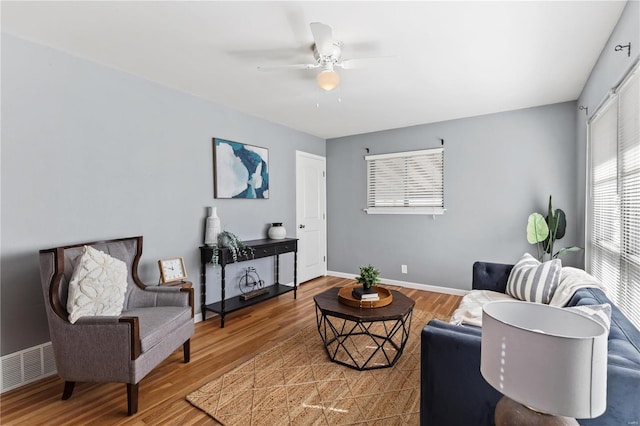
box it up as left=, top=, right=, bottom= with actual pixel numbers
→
left=0, top=34, right=325, bottom=356
left=575, top=0, right=640, bottom=263
left=326, top=102, right=579, bottom=291
left=4, top=2, right=635, bottom=356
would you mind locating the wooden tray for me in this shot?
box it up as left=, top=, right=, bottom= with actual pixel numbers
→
left=338, top=285, right=393, bottom=308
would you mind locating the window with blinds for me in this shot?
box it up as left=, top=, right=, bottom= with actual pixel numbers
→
left=365, top=148, right=444, bottom=215
left=587, top=63, right=639, bottom=329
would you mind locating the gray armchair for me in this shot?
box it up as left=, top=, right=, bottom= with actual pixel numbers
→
left=38, top=236, right=194, bottom=415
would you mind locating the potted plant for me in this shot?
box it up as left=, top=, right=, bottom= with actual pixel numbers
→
left=355, top=264, right=380, bottom=289
left=526, top=195, right=582, bottom=261
left=210, top=231, right=254, bottom=265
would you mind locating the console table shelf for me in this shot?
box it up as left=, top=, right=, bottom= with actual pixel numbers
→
left=200, top=238, right=298, bottom=327
left=204, top=283, right=294, bottom=316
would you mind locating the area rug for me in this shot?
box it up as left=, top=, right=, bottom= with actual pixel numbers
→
left=187, top=307, right=447, bottom=425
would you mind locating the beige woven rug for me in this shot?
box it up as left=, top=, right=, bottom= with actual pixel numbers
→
left=187, top=307, right=445, bottom=425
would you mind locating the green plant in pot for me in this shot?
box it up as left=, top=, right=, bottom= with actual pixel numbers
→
left=355, top=264, right=380, bottom=289
left=210, top=230, right=254, bottom=265
left=526, top=195, right=582, bottom=261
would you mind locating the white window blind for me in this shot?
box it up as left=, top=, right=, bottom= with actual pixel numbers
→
left=587, top=63, right=640, bottom=329
left=365, top=148, right=444, bottom=215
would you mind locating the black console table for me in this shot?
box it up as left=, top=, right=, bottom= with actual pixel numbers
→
left=199, top=238, right=298, bottom=327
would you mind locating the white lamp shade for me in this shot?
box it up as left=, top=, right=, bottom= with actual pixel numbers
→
left=316, top=70, right=340, bottom=91
left=481, top=301, right=608, bottom=419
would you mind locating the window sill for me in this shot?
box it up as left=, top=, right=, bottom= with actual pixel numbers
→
left=364, top=207, right=446, bottom=215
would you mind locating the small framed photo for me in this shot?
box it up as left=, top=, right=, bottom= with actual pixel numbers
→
left=213, top=138, right=269, bottom=199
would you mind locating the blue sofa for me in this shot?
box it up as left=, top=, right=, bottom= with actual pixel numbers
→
left=420, top=261, right=640, bottom=425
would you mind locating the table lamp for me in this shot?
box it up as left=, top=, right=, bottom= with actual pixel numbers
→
left=480, top=300, right=608, bottom=425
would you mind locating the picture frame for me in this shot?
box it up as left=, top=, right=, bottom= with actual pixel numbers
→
left=213, top=138, right=269, bottom=199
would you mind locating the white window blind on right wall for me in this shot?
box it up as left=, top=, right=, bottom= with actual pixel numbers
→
left=587, top=63, right=640, bottom=328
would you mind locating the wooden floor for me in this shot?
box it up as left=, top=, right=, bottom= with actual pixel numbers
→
left=0, top=276, right=461, bottom=425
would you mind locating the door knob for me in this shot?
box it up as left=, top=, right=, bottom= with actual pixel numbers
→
left=299, top=224, right=306, bottom=229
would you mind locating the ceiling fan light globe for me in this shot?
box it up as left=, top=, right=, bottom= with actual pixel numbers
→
left=316, top=70, right=340, bottom=91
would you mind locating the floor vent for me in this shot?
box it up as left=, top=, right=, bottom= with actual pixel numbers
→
left=1, top=342, right=57, bottom=393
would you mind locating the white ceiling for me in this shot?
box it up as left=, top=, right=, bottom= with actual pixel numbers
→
left=1, top=1, right=627, bottom=139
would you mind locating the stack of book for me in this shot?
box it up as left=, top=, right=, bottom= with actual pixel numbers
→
left=352, top=286, right=380, bottom=302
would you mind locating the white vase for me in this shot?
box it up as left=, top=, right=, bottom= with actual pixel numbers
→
left=204, top=207, right=221, bottom=246
left=268, top=223, right=286, bottom=240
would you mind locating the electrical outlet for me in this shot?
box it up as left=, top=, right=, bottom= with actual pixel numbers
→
left=401, top=265, right=408, bottom=274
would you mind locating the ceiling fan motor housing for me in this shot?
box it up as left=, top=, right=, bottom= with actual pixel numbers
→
left=312, top=41, right=343, bottom=65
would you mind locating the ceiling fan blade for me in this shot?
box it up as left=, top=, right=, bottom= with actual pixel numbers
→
left=336, top=56, right=398, bottom=70
left=257, top=63, right=320, bottom=72
left=310, top=22, right=334, bottom=57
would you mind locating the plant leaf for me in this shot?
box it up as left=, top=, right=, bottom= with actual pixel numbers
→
left=553, top=246, right=583, bottom=258
left=527, top=213, right=549, bottom=244
left=543, top=208, right=567, bottom=253
left=553, top=209, right=566, bottom=240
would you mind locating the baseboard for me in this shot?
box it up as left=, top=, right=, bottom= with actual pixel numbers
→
left=327, top=271, right=469, bottom=296
left=1, top=342, right=57, bottom=393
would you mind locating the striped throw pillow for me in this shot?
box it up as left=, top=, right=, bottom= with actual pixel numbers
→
left=506, top=253, right=562, bottom=304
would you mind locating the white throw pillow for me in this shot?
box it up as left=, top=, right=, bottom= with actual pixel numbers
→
left=67, top=246, right=128, bottom=324
left=506, top=253, right=561, bottom=304
left=449, top=290, right=516, bottom=327
left=566, top=303, right=612, bottom=333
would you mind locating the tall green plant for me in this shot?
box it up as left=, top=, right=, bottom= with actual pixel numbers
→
left=526, top=195, right=581, bottom=261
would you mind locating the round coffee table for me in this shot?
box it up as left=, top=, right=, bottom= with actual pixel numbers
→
left=313, top=287, right=415, bottom=370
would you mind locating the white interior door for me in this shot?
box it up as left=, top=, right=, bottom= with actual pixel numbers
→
left=296, top=151, right=327, bottom=283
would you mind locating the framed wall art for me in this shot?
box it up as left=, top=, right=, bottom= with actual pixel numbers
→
left=213, top=138, right=269, bottom=199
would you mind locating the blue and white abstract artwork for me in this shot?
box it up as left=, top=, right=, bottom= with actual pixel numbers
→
left=213, top=138, right=269, bottom=199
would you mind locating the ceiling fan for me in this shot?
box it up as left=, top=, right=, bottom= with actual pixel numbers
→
left=257, top=22, right=393, bottom=91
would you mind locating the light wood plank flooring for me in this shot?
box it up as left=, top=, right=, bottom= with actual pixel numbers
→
left=0, top=276, right=461, bottom=425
